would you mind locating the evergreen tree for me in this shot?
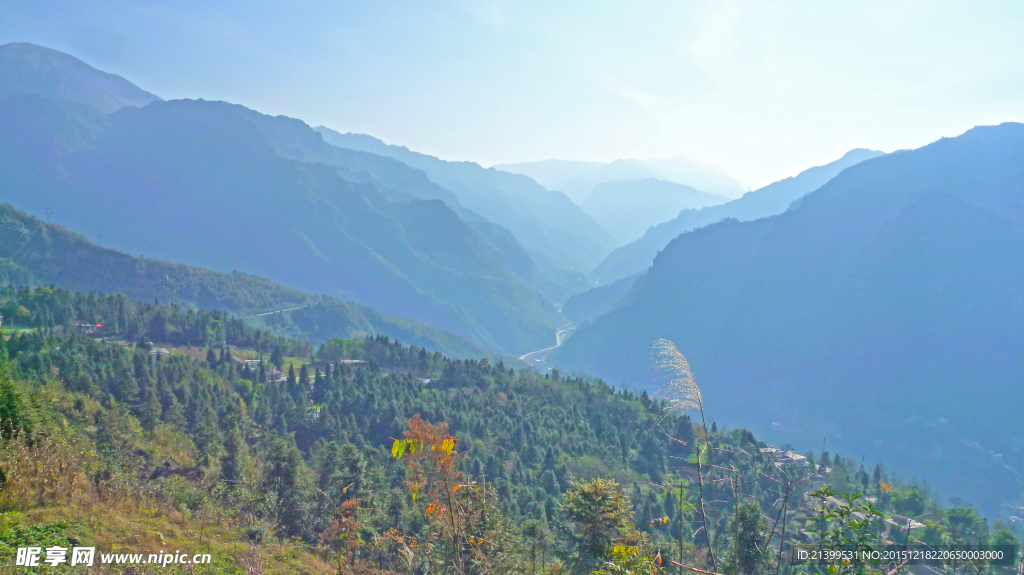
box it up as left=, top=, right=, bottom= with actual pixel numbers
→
left=266, top=438, right=313, bottom=539
left=728, top=500, right=770, bottom=575
left=139, top=387, right=161, bottom=432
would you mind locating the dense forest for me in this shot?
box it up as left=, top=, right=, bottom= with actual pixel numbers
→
left=0, top=286, right=1017, bottom=574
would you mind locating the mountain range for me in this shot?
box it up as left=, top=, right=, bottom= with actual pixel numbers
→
left=582, top=179, right=728, bottom=244
left=550, top=124, right=1024, bottom=514
left=314, top=128, right=619, bottom=276
left=0, top=42, right=577, bottom=355
left=589, top=148, right=884, bottom=285
left=496, top=157, right=746, bottom=203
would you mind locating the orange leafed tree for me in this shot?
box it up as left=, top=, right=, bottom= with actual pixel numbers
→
left=321, top=498, right=363, bottom=572
left=393, top=414, right=468, bottom=572
left=391, top=414, right=522, bottom=574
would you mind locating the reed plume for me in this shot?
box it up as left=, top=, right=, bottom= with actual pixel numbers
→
left=652, top=337, right=718, bottom=573
left=653, top=337, right=703, bottom=414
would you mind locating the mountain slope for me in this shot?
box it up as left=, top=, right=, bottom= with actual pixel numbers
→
left=180, top=102, right=553, bottom=297
left=582, top=179, right=727, bottom=244
left=315, top=127, right=619, bottom=273
left=0, top=202, right=495, bottom=359
left=0, top=42, right=160, bottom=113
left=550, top=123, right=1024, bottom=515
left=0, top=94, right=561, bottom=354
left=559, top=273, right=639, bottom=325
left=591, top=148, right=883, bottom=284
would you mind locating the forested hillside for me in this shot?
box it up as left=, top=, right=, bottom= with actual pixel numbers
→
left=0, top=287, right=1015, bottom=574
left=552, top=123, right=1024, bottom=518
left=0, top=203, right=496, bottom=359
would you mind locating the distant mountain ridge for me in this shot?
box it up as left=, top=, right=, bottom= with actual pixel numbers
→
left=496, top=157, right=746, bottom=203
left=0, top=42, right=160, bottom=113
left=550, top=123, right=1024, bottom=516
left=490, top=159, right=604, bottom=190
left=0, top=203, right=494, bottom=359
left=582, top=179, right=728, bottom=244
left=315, top=127, right=619, bottom=273
left=550, top=159, right=664, bottom=203
left=590, top=148, right=884, bottom=285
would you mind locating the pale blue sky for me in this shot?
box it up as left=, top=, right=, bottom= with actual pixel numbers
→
left=4, top=0, right=1024, bottom=188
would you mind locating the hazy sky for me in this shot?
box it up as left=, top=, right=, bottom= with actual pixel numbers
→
left=4, top=0, right=1024, bottom=188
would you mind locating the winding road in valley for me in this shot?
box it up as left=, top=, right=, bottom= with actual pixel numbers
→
left=518, top=322, right=575, bottom=366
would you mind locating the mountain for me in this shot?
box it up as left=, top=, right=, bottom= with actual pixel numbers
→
left=497, top=157, right=746, bottom=204
left=590, top=148, right=884, bottom=285
left=0, top=202, right=495, bottom=359
left=549, top=123, right=1024, bottom=515
left=642, top=156, right=747, bottom=199
left=582, top=179, right=728, bottom=244
left=314, top=128, right=619, bottom=273
left=234, top=111, right=593, bottom=301
left=0, top=42, right=160, bottom=113
left=548, top=159, right=664, bottom=204
left=491, top=159, right=604, bottom=190
left=0, top=93, right=562, bottom=355
left=173, top=101, right=557, bottom=299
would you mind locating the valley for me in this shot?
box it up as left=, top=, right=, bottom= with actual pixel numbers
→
left=0, top=23, right=1022, bottom=575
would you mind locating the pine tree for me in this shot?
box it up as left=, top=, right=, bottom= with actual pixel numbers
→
left=163, top=396, right=188, bottom=429
left=221, top=425, right=248, bottom=484
left=266, top=438, right=313, bottom=539
left=139, top=387, right=161, bottom=432
left=728, top=500, right=770, bottom=575
left=0, top=365, right=30, bottom=440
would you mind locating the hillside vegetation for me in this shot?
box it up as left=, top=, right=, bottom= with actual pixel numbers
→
left=0, top=287, right=1015, bottom=574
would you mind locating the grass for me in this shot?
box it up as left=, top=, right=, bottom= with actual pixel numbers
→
left=0, top=493, right=335, bottom=574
